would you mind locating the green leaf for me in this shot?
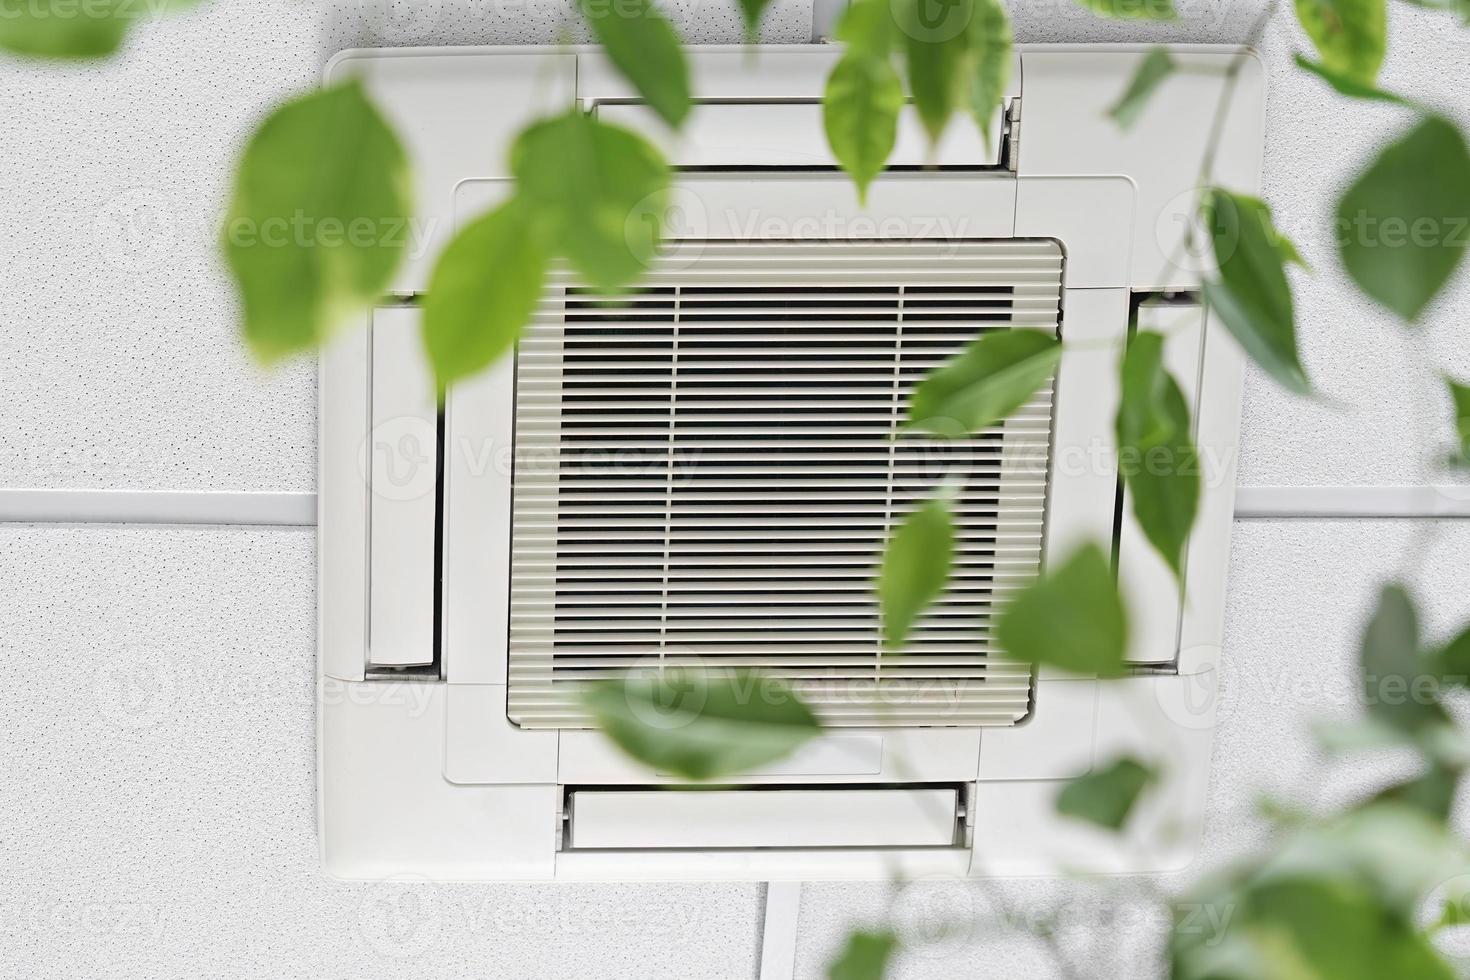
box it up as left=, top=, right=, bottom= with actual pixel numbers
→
left=1443, top=377, right=1470, bottom=466
left=1433, top=618, right=1470, bottom=681
left=223, top=80, right=411, bottom=362
left=1203, top=190, right=1312, bottom=395
left=1073, top=0, right=1177, bottom=19
left=995, top=542, right=1128, bottom=677
left=0, top=0, right=199, bottom=58
left=512, top=109, right=669, bottom=290
left=824, top=54, right=903, bottom=204
left=735, top=0, right=773, bottom=38
left=1108, top=48, right=1177, bottom=129
left=1174, top=805, right=1467, bottom=980
left=578, top=0, right=691, bottom=128
left=828, top=929, right=898, bottom=980
left=1293, top=0, right=1387, bottom=86
left=581, top=667, right=821, bottom=780
left=964, top=0, right=1012, bottom=151
left=1361, top=584, right=1448, bottom=737
left=422, top=199, right=549, bottom=392
left=1336, top=115, right=1470, bottom=322
left=1117, top=330, right=1200, bottom=580
left=1294, top=53, right=1406, bottom=103
left=1366, top=764, right=1460, bottom=821
left=834, top=0, right=895, bottom=58
left=1056, top=756, right=1158, bottom=830
left=906, top=328, right=1062, bottom=437
left=892, top=0, right=975, bottom=144
left=878, top=489, right=956, bottom=649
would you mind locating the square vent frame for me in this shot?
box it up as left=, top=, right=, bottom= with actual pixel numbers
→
left=318, top=43, right=1266, bottom=882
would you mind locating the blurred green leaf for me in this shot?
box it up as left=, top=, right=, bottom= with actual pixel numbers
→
left=1294, top=0, right=1387, bottom=86
left=1108, top=47, right=1177, bottom=128
left=893, top=0, right=974, bottom=144
left=735, top=0, right=773, bottom=38
left=834, top=0, right=895, bottom=57
left=0, top=0, right=199, bottom=58
left=1361, top=584, right=1449, bottom=737
left=824, top=54, right=903, bottom=204
left=1203, top=190, right=1312, bottom=395
left=422, top=199, right=549, bottom=392
left=512, top=109, right=669, bottom=290
left=1117, top=330, right=1200, bottom=580
left=995, top=542, right=1128, bottom=677
left=1057, top=756, right=1158, bottom=830
left=578, top=0, right=691, bottom=128
left=1443, top=377, right=1470, bottom=466
left=1174, top=804, right=1466, bottom=980
left=878, top=488, right=956, bottom=649
left=1367, top=764, right=1460, bottom=821
left=965, top=0, right=1012, bottom=151
left=1294, top=52, right=1406, bottom=103
left=581, top=668, right=820, bottom=780
left=828, top=929, right=897, bottom=980
left=1336, top=115, right=1470, bottom=322
left=906, top=328, right=1062, bottom=437
left=223, top=79, right=411, bottom=363
left=1074, top=0, right=1176, bottom=19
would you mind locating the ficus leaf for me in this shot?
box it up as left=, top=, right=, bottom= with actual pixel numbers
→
left=1203, top=190, right=1312, bottom=395
left=878, top=489, right=956, bottom=649
left=1360, top=584, right=1449, bottom=737
left=735, top=0, right=773, bottom=39
left=906, top=328, right=1062, bottom=437
left=1074, top=0, right=1176, bottom=19
left=1294, top=52, right=1406, bottom=104
left=828, top=929, right=898, bottom=980
left=1117, top=330, right=1200, bottom=581
left=824, top=54, right=903, bottom=204
left=1443, top=377, right=1470, bottom=466
left=1293, top=0, right=1387, bottom=86
left=581, top=667, right=821, bottom=780
left=0, top=0, right=201, bottom=58
left=1056, top=756, right=1158, bottom=830
left=1336, top=115, right=1470, bottom=322
left=511, top=109, right=669, bottom=290
left=834, top=0, right=895, bottom=58
left=223, top=79, right=412, bottom=363
left=578, top=0, right=691, bottom=128
left=422, top=199, right=549, bottom=392
left=1108, top=47, right=1177, bottom=128
left=892, top=0, right=975, bottom=145
left=995, top=543, right=1128, bottom=677
left=965, top=0, right=1012, bottom=151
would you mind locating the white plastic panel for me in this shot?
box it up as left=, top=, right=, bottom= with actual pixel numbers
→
left=978, top=677, right=1099, bottom=780
left=1015, top=176, right=1136, bottom=288
left=367, top=307, right=437, bottom=669
left=444, top=684, right=558, bottom=785
left=1017, top=46, right=1267, bottom=291
left=558, top=728, right=981, bottom=785
left=599, top=102, right=1002, bottom=168
left=319, top=314, right=370, bottom=682
left=326, top=49, right=578, bottom=292
left=1119, top=301, right=1205, bottom=664
left=567, top=788, right=959, bottom=850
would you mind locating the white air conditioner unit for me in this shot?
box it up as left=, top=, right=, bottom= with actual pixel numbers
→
left=318, top=43, right=1265, bottom=881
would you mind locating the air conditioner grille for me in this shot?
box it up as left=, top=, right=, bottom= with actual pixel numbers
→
left=508, top=241, right=1062, bottom=729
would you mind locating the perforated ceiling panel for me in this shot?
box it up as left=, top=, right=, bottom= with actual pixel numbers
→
left=507, top=240, right=1063, bottom=728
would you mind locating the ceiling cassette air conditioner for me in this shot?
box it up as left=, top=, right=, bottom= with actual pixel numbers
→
left=318, top=42, right=1265, bottom=881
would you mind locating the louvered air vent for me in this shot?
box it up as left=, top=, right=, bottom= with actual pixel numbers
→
left=507, top=241, right=1063, bottom=729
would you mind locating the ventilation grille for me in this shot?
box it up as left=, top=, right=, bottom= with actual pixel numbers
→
left=508, top=241, right=1063, bottom=729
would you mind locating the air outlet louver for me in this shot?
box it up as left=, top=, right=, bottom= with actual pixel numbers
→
left=507, top=240, right=1063, bottom=729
